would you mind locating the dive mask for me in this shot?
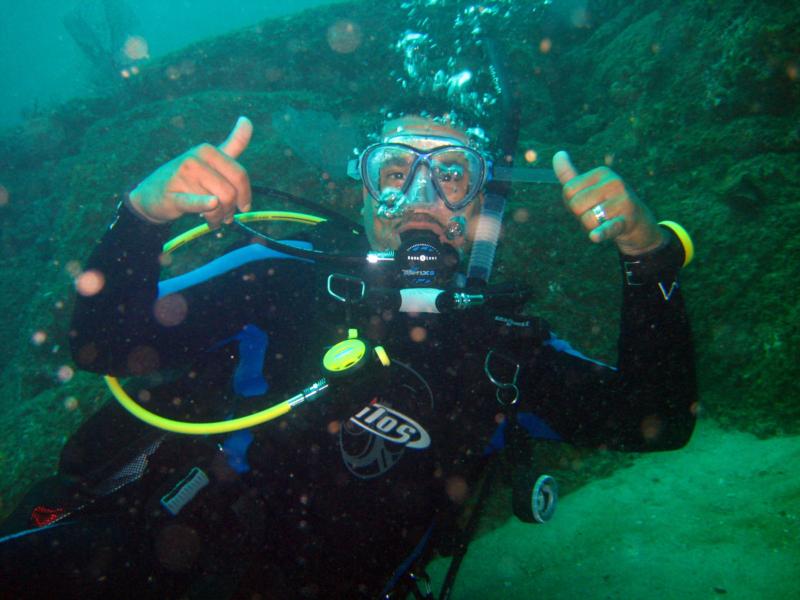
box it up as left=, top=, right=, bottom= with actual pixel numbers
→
left=349, top=139, right=489, bottom=218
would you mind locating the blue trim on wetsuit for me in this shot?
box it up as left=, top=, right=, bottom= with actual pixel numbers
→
left=544, top=332, right=617, bottom=370
left=380, top=521, right=435, bottom=597
left=157, top=241, right=313, bottom=298
left=485, top=412, right=563, bottom=454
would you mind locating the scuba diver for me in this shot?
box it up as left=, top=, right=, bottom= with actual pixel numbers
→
left=0, top=114, right=696, bottom=599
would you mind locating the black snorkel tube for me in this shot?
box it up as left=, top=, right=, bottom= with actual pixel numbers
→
left=465, top=36, right=522, bottom=289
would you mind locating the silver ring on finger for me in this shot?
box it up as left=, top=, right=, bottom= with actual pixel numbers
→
left=592, top=204, right=608, bottom=226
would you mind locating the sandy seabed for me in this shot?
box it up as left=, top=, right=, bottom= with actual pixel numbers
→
left=427, top=420, right=800, bottom=599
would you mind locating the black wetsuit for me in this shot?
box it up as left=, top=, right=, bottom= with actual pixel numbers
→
left=1, top=204, right=696, bottom=599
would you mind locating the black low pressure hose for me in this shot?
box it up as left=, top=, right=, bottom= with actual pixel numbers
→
left=250, top=184, right=362, bottom=232
left=238, top=184, right=367, bottom=265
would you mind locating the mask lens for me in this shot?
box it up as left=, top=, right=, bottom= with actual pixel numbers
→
left=365, top=146, right=416, bottom=197
left=429, top=148, right=482, bottom=209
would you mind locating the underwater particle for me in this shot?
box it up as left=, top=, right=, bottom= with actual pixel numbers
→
left=445, top=475, right=469, bottom=504
left=787, top=63, right=798, bottom=81
left=166, top=65, right=181, bottom=80
left=0, top=184, right=9, bottom=206
left=539, top=38, right=552, bottom=54
left=327, top=420, right=341, bottom=435
left=410, top=326, right=427, bottom=342
left=640, top=415, right=663, bottom=442
left=120, top=68, right=131, bottom=79
left=65, top=260, right=82, bottom=278
left=123, top=35, right=150, bottom=60
left=170, top=116, right=185, bottom=129
left=138, top=389, right=152, bottom=403
left=31, top=331, right=47, bottom=346
left=512, top=207, right=530, bottom=223
left=63, top=396, right=79, bottom=411
left=75, top=269, right=106, bottom=297
left=153, top=294, right=188, bottom=327
left=604, top=153, right=615, bottom=166
left=126, top=345, right=160, bottom=375
left=524, top=149, right=538, bottom=163
left=57, top=365, right=74, bottom=383
left=327, top=20, right=363, bottom=54
left=651, top=43, right=661, bottom=55
left=494, top=413, right=505, bottom=425
left=158, top=252, right=173, bottom=267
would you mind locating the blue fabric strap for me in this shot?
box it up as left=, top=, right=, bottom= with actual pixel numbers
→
left=222, top=430, right=254, bottom=474
left=232, top=324, right=269, bottom=397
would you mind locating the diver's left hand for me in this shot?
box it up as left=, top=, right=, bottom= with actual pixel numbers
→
left=553, top=151, right=663, bottom=255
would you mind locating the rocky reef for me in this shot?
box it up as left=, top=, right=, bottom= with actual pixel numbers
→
left=0, top=0, right=797, bottom=517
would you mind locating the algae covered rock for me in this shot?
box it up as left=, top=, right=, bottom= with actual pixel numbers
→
left=0, top=0, right=798, bottom=520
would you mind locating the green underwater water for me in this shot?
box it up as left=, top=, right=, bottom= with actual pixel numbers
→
left=0, top=0, right=798, bottom=597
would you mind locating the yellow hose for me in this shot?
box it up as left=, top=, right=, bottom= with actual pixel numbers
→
left=103, top=210, right=325, bottom=434
left=162, top=210, right=325, bottom=254
left=105, top=375, right=292, bottom=434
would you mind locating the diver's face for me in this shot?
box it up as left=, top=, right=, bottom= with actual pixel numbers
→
left=361, top=122, right=484, bottom=255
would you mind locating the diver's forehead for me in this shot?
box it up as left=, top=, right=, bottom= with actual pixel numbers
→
left=381, top=118, right=470, bottom=146
left=383, top=134, right=465, bottom=150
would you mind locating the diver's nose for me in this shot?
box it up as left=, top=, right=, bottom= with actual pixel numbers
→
left=406, top=165, right=438, bottom=206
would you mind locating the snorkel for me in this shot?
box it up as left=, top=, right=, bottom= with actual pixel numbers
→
left=466, top=35, right=521, bottom=288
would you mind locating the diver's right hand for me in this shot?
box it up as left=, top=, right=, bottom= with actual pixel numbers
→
left=127, top=116, right=253, bottom=227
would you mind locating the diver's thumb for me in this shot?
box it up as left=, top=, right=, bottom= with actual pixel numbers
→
left=553, top=151, right=579, bottom=185
left=219, top=116, right=253, bottom=159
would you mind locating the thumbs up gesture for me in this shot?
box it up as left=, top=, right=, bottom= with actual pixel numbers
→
left=553, top=151, right=664, bottom=255
left=128, top=116, right=254, bottom=228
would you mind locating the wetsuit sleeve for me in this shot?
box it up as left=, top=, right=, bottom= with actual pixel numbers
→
left=69, top=200, right=179, bottom=374
left=69, top=200, right=270, bottom=376
left=524, top=227, right=697, bottom=451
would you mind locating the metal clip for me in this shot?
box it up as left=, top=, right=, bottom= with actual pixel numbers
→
left=484, top=349, right=520, bottom=406
left=327, top=273, right=366, bottom=303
